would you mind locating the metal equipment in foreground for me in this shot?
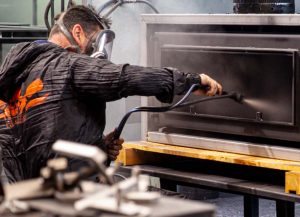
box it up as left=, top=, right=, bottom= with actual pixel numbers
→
left=0, top=140, right=160, bottom=216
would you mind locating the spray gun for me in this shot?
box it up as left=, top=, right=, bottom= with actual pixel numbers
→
left=113, top=84, right=244, bottom=141
left=105, top=85, right=244, bottom=166
left=221, top=91, right=244, bottom=104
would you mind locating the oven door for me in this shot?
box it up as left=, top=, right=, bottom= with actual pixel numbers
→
left=148, top=41, right=299, bottom=142
left=160, top=45, right=296, bottom=126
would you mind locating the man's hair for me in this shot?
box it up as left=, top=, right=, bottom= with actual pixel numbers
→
left=49, top=5, right=103, bottom=38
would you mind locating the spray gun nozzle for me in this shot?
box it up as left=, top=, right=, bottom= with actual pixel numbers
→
left=230, top=92, right=244, bottom=104
left=222, top=91, right=244, bottom=104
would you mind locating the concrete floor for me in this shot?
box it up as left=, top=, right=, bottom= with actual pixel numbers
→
left=204, top=194, right=300, bottom=217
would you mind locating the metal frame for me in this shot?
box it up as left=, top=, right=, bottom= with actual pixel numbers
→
left=140, top=14, right=300, bottom=144
left=121, top=164, right=297, bottom=217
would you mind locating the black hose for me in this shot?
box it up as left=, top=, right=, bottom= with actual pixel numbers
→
left=113, top=84, right=198, bottom=140
left=104, top=84, right=197, bottom=167
left=104, top=85, right=241, bottom=167
left=44, top=1, right=52, bottom=32
left=113, top=85, right=237, bottom=140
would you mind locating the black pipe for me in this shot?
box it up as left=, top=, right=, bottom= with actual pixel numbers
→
left=51, top=0, right=55, bottom=27
left=32, top=0, right=38, bottom=25
left=61, top=0, right=65, bottom=12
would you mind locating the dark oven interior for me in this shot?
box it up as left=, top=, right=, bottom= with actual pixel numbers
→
left=146, top=23, right=300, bottom=143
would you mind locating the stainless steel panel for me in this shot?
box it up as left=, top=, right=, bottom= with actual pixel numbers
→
left=147, top=132, right=300, bottom=162
left=141, top=14, right=300, bottom=144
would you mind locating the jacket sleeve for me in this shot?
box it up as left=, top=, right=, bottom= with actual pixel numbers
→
left=69, top=55, right=201, bottom=103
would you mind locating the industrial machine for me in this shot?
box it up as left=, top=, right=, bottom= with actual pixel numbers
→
left=140, top=14, right=300, bottom=161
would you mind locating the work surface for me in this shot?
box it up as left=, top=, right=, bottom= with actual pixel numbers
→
left=118, top=141, right=300, bottom=171
left=1, top=196, right=215, bottom=217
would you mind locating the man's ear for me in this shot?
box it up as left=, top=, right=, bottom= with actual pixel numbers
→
left=72, top=24, right=84, bottom=47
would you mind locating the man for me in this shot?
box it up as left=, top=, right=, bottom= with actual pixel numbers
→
left=0, top=5, right=222, bottom=182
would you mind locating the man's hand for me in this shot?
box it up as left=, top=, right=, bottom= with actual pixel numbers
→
left=104, top=130, right=124, bottom=161
left=193, top=73, right=222, bottom=96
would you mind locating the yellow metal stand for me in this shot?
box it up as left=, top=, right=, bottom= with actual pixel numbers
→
left=116, top=141, right=300, bottom=195
left=285, top=171, right=300, bottom=194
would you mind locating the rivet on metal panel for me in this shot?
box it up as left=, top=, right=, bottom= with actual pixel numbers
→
left=256, top=112, right=263, bottom=121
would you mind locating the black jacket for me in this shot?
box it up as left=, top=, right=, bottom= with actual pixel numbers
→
left=0, top=41, right=200, bottom=182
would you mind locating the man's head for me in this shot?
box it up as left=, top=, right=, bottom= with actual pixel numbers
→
left=49, top=5, right=104, bottom=54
